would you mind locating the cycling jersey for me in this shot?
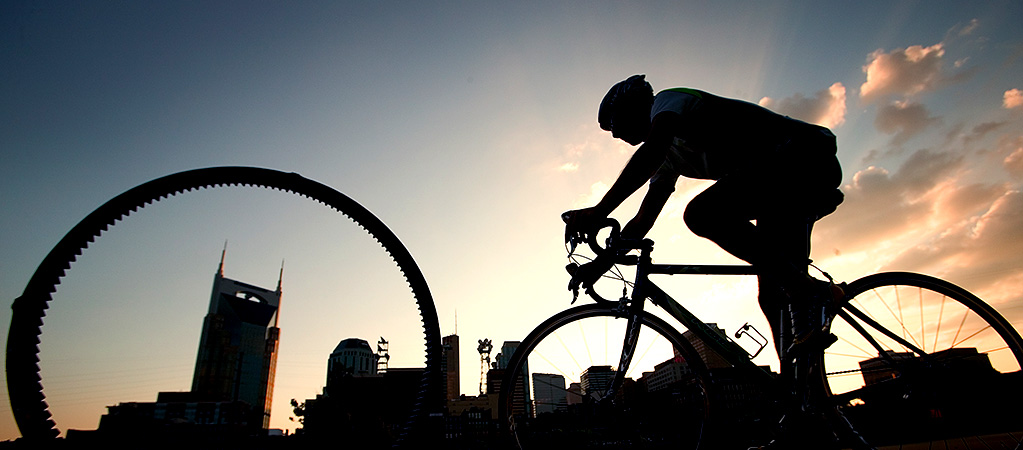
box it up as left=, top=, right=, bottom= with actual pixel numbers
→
left=649, top=88, right=836, bottom=183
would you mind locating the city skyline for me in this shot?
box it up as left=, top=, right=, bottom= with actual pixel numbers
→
left=3, top=1, right=1023, bottom=440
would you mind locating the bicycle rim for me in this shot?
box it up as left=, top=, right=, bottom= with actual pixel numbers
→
left=821, top=272, right=1023, bottom=447
left=497, top=304, right=710, bottom=449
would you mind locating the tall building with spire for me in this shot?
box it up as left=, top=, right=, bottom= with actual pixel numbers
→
left=442, top=334, right=460, bottom=402
left=191, top=248, right=282, bottom=430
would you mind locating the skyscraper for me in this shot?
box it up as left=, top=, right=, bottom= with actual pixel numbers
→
left=494, top=341, right=531, bottom=418
left=442, top=334, right=460, bottom=401
left=531, top=373, right=567, bottom=416
left=580, top=365, right=615, bottom=398
left=191, top=250, right=282, bottom=430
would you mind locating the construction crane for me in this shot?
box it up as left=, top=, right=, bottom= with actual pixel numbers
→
left=477, top=338, right=492, bottom=395
left=377, top=337, right=389, bottom=373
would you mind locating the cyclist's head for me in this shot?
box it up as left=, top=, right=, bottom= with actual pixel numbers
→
left=598, top=74, right=654, bottom=145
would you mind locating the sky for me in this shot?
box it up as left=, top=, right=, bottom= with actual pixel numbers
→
left=2, top=0, right=1022, bottom=440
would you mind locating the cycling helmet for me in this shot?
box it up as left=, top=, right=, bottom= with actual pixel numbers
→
left=598, top=74, right=653, bottom=132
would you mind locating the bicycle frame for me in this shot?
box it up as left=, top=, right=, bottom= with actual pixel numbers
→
left=516, top=225, right=1023, bottom=448
left=605, top=238, right=776, bottom=394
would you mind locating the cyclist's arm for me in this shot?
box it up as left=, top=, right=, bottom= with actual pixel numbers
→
left=591, top=112, right=679, bottom=217
left=622, top=169, right=678, bottom=239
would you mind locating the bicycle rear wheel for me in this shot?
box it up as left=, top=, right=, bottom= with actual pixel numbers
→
left=821, top=272, right=1023, bottom=447
left=497, top=304, right=711, bottom=449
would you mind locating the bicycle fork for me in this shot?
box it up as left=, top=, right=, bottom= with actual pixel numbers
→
left=603, top=297, right=645, bottom=402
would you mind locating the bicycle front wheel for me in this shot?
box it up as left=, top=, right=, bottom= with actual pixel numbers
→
left=497, top=304, right=710, bottom=449
left=822, top=272, right=1023, bottom=447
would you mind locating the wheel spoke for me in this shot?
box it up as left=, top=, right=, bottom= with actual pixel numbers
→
left=552, top=330, right=583, bottom=376
left=951, top=307, right=970, bottom=349
left=578, top=319, right=593, bottom=368
left=953, top=325, right=992, bottom=349
left=933, top=294, right=946, bottom=354
left=531, top=348, right=570, bottom=382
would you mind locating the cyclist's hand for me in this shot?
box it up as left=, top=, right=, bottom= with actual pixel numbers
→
left=567, top=255, right=615, bottom=294
left=562, top=208, right=605, bottom=248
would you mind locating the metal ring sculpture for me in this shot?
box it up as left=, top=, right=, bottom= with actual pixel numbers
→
left=6, top=166, right=443, bottom=442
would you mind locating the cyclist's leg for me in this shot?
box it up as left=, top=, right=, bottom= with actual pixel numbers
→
left=757, top=214, right=813, bottom=356
left=683, top=175, right=816, bottom=355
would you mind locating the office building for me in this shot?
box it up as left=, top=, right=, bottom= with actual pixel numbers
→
left=641, top=357, right=694, bottom=392
left=682, top=323, right=730, bottom=369
left=566, top=383, right=583, bottom=405
left=581, top=365, right=615, bottom=398
left=443, top=334, right=460, bottom=401
left=531, top=373, right=567, bottom=416
left=191, top=252, right=282, bottom=430
left=327, top=338, right=380, bottom=386
left=494, top=341, right=531, bottom=418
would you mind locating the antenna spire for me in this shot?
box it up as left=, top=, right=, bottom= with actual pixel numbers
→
left=277, top=259, right=285, bottom=292
left=218, top=241, right=228, bottom=275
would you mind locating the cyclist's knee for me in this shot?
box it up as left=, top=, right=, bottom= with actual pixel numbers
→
left=683, top=198, right=717, bottom=239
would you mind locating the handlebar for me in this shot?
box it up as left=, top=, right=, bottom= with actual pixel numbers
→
left=563, top=216, right=641, bottom=304
left=585, top=218, right=621, bottom=255
left=561, top=213, right=622, bottom=256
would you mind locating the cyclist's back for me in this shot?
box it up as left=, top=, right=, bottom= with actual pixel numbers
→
left=650, top=87, right=840, bottom=185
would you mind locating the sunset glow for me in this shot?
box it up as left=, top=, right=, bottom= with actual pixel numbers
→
left=2, top=1, right=1021, bottom=440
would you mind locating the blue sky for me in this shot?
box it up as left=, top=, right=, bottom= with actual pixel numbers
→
left=2, top=1, right=1021, bottom=439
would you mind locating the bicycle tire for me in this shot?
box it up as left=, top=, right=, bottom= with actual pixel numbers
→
left=496, top=304, right=711, bottom=449
left=5, top=167, right=443, bottom=444
left=821, top=272, right=1023, bottom=447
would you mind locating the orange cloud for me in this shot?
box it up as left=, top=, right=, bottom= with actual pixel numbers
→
left=881, top=189, right=1023, bottom=310
left=860, top=44, right=946, bottom=102
left=1004, top=139, right=1023, bottom=176
left=1004, top=88, right=1023, bottom=109
left=759, top=82, right=847, bottom=128
left=812, top=149, right=1021, bottom=320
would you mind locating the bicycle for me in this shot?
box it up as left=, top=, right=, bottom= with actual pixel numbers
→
left=497, top=218, right=1023, bottom=449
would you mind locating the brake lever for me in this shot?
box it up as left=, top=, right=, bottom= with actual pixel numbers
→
left=566, top=237, right=579, bottom=255
left=566, top=263, right=581, bottom=304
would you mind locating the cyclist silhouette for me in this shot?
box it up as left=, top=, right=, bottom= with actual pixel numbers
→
left=563, top=74, right=845, bottom=356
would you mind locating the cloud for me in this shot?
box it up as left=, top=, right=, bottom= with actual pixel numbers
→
left=1004, top=88, right=1023, bottom=109
left=874, top=100, right=941, bottom=145
left=759, top=82, right=847, bottom=128
left=813, top=149, right=966, bottom=251
left=860, top=44, right=946, bottom=102
left=954, top=121, right=1007, bottom=148
left=879, top=189, right=1023, bottom=310
left=1003, top=138, right=1023, bottom=176
left=559, top=162, right=579, bottom=172
left=952, top=18, right=980, bottom=37
left=551, top=124, right=633, bottom=175
left=573, top=181, right=609, bottom=208
left=812, top=148, right=1022, bottom=318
